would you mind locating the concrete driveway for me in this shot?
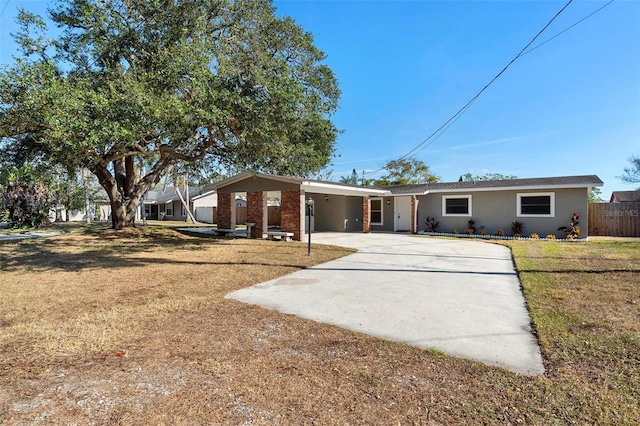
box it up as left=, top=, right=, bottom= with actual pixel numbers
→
left=227, top=232, right=545, bottom=375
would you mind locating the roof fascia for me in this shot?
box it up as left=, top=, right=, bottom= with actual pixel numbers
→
left=211, top=172, right=304, bottom=189
left=302, top=180, right=389, bottom=196
left=388, top=190, right=429, bottom=196
left=191, top=190, right=217, bottom=200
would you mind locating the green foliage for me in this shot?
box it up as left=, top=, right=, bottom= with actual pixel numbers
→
left=339, top=168, right=359, bottom=185
left=460, top=172, right=517, bottom=182
left=1, top=0, right=341, bottom=229
left=558, top=212, right=580, bottom=240
left=376, top=158, right=440, bottom=185
left=424, top=216, right=439, bottom=232
left=0, top=164, right=54, bottom=228
left=618, top=155, right=640, bottom=185
left=588, top=187, right=603, bottom=203
left=510, top=221, right=524, bottom=237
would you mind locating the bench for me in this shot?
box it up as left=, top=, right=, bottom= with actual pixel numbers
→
left=262, top=231, right=294, bottom=242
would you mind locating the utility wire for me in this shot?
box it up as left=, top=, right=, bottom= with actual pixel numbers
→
left=365, top=0, right=588, bottom=176
left=0, top=0, right=10, bottom=18
left=520, top=0, right=614, bottom=57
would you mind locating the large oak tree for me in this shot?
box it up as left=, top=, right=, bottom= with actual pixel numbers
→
left=0, top=0, right=340, bottom=229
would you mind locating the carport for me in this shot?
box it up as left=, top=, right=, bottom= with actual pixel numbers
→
left=211, top=172, right=388, bottom=241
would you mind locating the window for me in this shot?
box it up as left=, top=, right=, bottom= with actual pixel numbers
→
left=517, top=193, right=555, bottom=217
left=443, top=195, right=472, bottom=216
left=370, top=198, right=383, bottom=225
left=181, top=204, right=186, bottom=217
left=165, top=202, right=174, bottom=216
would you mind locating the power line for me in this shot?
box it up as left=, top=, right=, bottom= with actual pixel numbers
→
left=0, top=0, right=11, bottom=18
left=365, top=0, right=616, bottom=175
left=520, top=0, right=614, bottom=57
left=365, top=0, right=573, bottom=175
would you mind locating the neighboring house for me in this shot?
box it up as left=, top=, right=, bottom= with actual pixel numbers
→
left=191, top=190, right=218, bottom=223
left=211, top=172, right=603, bottom=241
left=609, top=190, right=640, bottom=203
left=143, top=184, right=218, bottom=222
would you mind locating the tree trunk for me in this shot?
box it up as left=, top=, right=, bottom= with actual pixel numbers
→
left=94, top=156, right=175, bottom=230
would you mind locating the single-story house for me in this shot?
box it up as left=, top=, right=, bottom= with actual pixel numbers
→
left=211, top=172, right=603, bottom=240
left=610, top=190, right=640, bottom=203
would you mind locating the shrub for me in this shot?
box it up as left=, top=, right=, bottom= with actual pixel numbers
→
left=452, top=228, right=459, bottom=234
left=425, top=216, right=440, bottom=232
left=558, top=212, right=580, bottom=240
left=511, top=221, right=524, bottom=237
left=546, top=234, right=557, bottom=240
left=480, top=226, right=488, bottom=236
left=529, top=233, right=540, bottom=239
left=494, top=229, right=505, bottom=236
left=466, top=218, right=477, bottom=234
left=0, top=180, right=54, bottom=228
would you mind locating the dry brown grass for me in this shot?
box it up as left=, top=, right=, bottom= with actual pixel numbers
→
left=1, top=225, right=638, bottom=425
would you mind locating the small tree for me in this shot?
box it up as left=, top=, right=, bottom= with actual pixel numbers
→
left=588, top=187, right=603, bottom=203
left=52, top=169, right=86, bottom=221
left=376, top=158, right=440, bottom=185
left=339, top=169, right=359, bottom=185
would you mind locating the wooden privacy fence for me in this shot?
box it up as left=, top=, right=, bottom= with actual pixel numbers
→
left=588, top=202, right=640, bottom=237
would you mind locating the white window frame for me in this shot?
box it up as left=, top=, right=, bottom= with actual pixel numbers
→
left=517, top=192, right=555, bottom=217
left=442, top=195, right=472, bottom=217
left=370, top=198, right=383, bottom=225
left=165, top=202, right=174, bottom=217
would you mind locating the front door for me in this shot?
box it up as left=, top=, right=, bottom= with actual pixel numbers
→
left=394, top=197, right=411, bottom=232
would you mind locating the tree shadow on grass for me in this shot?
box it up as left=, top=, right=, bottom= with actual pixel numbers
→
left=0, top=231, right=310, bottom=273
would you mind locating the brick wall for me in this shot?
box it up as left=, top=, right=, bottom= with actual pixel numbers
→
left=362, top=196, right=371, bottom=233
left=217, top=193, right=232, bottom=229
left=281, top=190, right=303, bottom=241
left=247, top=192, right=265, bottom=239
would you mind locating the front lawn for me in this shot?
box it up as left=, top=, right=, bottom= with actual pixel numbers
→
left=0, top=225, right=638, bottom=424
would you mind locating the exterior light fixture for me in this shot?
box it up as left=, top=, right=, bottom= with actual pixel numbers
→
left=325, top=195, right=329, bottom=201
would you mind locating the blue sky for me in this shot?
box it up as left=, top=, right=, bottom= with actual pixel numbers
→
left=2, top=1, right=639, bottom=198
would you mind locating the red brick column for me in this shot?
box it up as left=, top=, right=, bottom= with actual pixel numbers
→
left=247, top=191, right=265, bottom=239
left=362, top=196, right=371, bottom=233
left=217, top=193, right=232, bottom=229
left=281, top=190, right=303, bottom=241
